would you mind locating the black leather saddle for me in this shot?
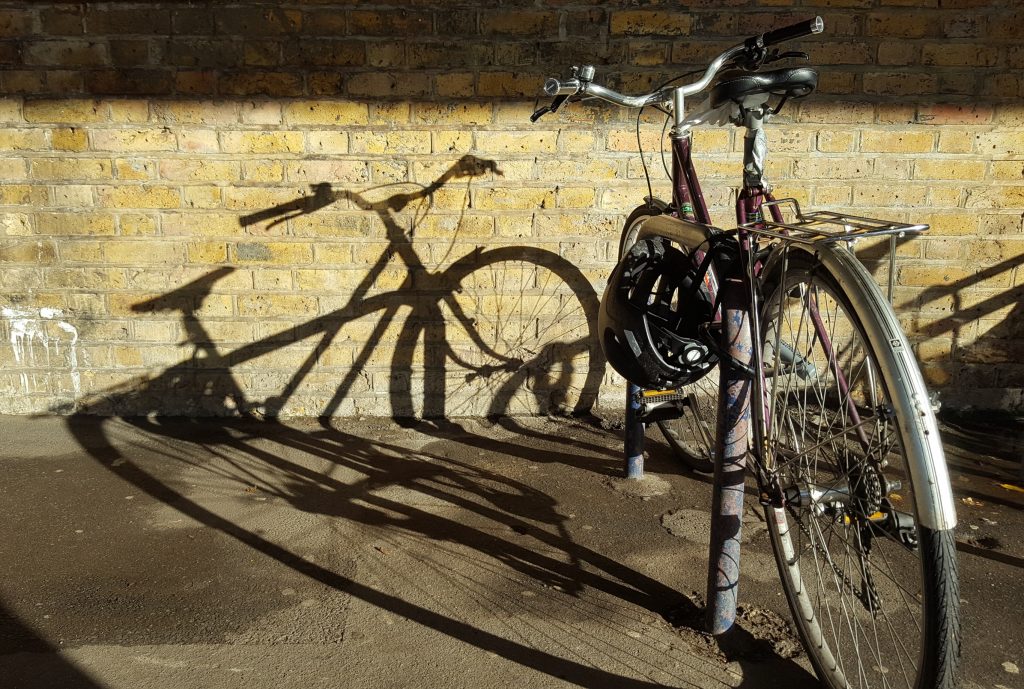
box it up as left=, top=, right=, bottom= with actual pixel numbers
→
left=710, top=67, right=818, bottom=108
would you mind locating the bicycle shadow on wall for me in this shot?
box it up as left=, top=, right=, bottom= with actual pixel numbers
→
left=51, top=154, right=817, bottom=686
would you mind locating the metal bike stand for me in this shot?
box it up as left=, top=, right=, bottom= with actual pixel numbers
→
left=624, top=382, right=645, bottom=479
left=705, top=276, right=752, bottom=635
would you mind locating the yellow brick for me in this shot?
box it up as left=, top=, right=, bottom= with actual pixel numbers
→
left=435, top=73, right=475, bottom=98
left=919, top=212, right=978, bottom=236
left=817, top=131, right=856, bottom=153
left=0, top=98, right=19, bottom=122
left=977, top=132, right=1023, bottom=156
left=697, top=129, right=734, bottom=153
left=92, top=129, right=176, bottom=152
left=0, top=212, right=30, bottom=235
left=0, top=128, right=47, bottom=150
left=964, top=239, right=1024, bottom=263
left=482, top=10, right=557, bottom=35
left=992, top=161, right=1024, bottom=180
left=792, top=158, right=870, bottom=179
left=415, top=215, right=493, bottom=239
left=151, top=100, right=239, bottom=125
left=540, top=159, right=618, bottom=181
left=0, top=158, right=25, bottom=179
left=35, top=212, right=116, bottom=236
left=474, top=187, right=554, bottom=210
left=24, top=99, right=106, bottom=123
left=240, top=101, right=282, bottom=125
left=852, top=183, right=927, bottom=206
left=178, top=129, right=219, bottom=153
left=59, top=240, right=103, bottom=263
left=927, top=185, right=962, bottom=208
left=238, top=294, right=317, bottom=318
left=160, top=212, right=237, bottom=237
left=557, top=187, right=596, bottom=209
left=31, top=158, right=112, bottom=180
left=351, top=131, right=430, bottom=154
left=285, top=160, right=367, bottom=184
left=52, top=185, right=92, bottom=207
left=610, top=11, right=692, bottom=35
left=371, top=103, right=411, bottom=124
left=118, top=213, right=157, bottom=236
left=412, top=103, right=492, bottom=125
left=477, top=130, right=557, bottom=155
left=242, top=160, right=284, bottom=182
left=937, top=131, right=974, bottom=154
left=221, top=131, right=303, bottom=154
left=181, top=186, right=222, bottom=209
left=478, top=71, right=540, bottom=97
left=914, top=160, right=986, bottom=180
left=233, top=241, right=313, bottom=264
left=104, top=240, right=182, bottom=264
left=860, top=130, right=934, bottom=153
left=964, top=186, right=1024, bottom=210
left=114, top=158, right=155, bottom=180
left=159, top=159, right=240, bottom=182
left=51, top=127, right=89, bottom=152
left=433, top=131, right=472, bottom=154
left=97, top=185, right=180, bottom=209
left=306, top=131, right=349, bottom=154
left=899, top=265, right=978, bottom=287
left=814, top=185, right=852, bottom=206
left=923, top=239, right=961, bottom=261
left=112, top=347, right=144, bottom=367
left=558, top=131, right=595, bottom=153
left=283, top=101, right=369, bottom=126
left=187, top=241, right=228, bottom=263
left=107, top=101, right=149, bottom=124
left=224, top=187, right=304, bottom=211
left=607, top=129, right=662, bottom=152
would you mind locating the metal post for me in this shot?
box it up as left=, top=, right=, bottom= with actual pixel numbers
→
left=624, top=382, right=644, bottom=479
left=705, top=276, right=752, bottom=635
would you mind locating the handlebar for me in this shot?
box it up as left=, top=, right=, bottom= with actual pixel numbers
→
left=761, top=16, right=824, bottom=48
left=532, top=16, right=823, bottom=121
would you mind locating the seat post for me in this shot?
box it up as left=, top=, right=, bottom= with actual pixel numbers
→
left=741, top=100, right=771, bottom=189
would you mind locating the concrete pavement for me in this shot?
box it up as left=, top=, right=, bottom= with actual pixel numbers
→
left=0, top=414, right=1021, bottom=688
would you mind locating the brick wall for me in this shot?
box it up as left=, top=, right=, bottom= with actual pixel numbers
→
left=0, top=1, right=1021, bottom=417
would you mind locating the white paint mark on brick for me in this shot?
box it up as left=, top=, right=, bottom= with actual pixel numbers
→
left=2, top=306, right=81, bottom=396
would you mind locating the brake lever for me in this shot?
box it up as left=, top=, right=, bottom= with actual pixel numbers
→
left=765, top=50, right=809, bottom=64
left=530, top=94, right=569, bottom=122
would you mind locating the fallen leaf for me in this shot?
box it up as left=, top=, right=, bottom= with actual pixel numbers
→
left=961, top=497, right=984, bottom=507
left=998, top=483, right=1024, bottom=494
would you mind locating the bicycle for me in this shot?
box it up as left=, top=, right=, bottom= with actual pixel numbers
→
left=533, top=16, right=960, bottom=689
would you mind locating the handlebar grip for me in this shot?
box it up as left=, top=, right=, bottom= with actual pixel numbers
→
left=544, top=77, right=581, bottom=97
left=761, top=16, right=824, bottom=47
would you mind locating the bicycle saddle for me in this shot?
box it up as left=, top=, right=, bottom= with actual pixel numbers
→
left=709, top=67, right=818, bottom=108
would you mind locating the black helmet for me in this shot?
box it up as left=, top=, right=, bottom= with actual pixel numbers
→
left=599, top=238, right=717, bottom=390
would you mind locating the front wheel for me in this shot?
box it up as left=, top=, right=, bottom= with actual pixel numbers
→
left=759, top=246, right=960, bottom=689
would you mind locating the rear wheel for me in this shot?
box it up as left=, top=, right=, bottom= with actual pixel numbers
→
left=619, top=204, right=717, bottom=473
left=760, top=248, right=960, bottom=689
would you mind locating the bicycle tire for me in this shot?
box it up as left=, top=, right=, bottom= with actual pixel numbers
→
left=758, top=245, right=960, bottom=689
left=440, top=246, right=604, bottom=419
left=619, top=204, right=717, bottom=473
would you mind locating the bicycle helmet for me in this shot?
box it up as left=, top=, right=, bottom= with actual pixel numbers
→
left=599, top=238, right=717, bottom=390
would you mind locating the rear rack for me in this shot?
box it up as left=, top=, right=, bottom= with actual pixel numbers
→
left=738, top=198, right=927, bottom=303
left=738, top=198, right=929, bottom=245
